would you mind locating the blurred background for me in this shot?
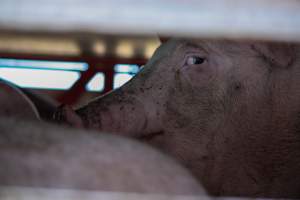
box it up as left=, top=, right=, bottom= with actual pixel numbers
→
left=0, top=33, right=160, bottom=107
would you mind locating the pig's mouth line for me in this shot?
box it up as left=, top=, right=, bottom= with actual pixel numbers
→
left=137, top=131, right=165, bottom=141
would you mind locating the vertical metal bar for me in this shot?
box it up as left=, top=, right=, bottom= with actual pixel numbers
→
left=103, top=64, right=114, bottom=94
left=57, top=61, right=96, bottom=105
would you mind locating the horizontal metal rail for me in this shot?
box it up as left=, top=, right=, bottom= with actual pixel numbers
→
left=0, top=186, right=292, bottom=200
left=0, top=0, right=300, bottom=42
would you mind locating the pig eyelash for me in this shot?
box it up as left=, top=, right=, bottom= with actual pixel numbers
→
left=185, top=55, right=206, bottom=65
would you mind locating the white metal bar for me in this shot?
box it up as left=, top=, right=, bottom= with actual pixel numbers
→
left=0, top=186, right=289, bottom=200
left=0, top=186, right=206, bottom=200
left=0, top=0, right=300, bottom=41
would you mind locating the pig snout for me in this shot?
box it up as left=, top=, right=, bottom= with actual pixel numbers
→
left=53, top=104, right=84, bottom=128
left=54, top=89, right=163, bottom=139
left=77, top=99, right=147, bottom=136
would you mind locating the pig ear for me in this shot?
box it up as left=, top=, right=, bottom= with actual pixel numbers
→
left=253, top=42, right=296, bottom=68
left=158, top=35, right=170, bottom=44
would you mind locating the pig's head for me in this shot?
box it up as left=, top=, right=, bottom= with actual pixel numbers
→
left=54, top=39, right=300, bottom=198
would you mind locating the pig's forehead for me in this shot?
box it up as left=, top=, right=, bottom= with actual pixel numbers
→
left=168, top=38, right=252, bottom=55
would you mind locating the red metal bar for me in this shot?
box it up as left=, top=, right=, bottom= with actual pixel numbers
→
left=103, top=65, right=114, bottom=94
left=57, top=64, right=96, bottom=105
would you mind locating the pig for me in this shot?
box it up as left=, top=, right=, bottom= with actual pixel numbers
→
left=0, top=117, right=205, bottom=195
left=20, top=88, right=59, bottom=121
left=54, top=39, right=300, bottom=198
left=0, top=79, right=39, bottom=120
left=0, top=79, right=58, bottom=121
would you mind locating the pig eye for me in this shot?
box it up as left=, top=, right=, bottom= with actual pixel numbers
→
left=186, top=56, right=205, bottom=65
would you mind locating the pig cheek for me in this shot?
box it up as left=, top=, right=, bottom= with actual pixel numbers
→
left=181, top=64, right=216, bottom=88
left=119, top=104, right=147, bottom=134
left=98, top=110, right=114, bottom=132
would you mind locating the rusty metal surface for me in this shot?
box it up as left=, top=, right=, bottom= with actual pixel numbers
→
left=0, top=0, right=300, bottom=41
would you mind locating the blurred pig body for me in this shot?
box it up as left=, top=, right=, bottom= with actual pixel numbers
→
left=0, top=79, right=39, bottom=120
left=0, top=117, right=204, bottom=195
left=0, top=79, right=58, bottom=121
left=56, top=39, right=300, bottom=198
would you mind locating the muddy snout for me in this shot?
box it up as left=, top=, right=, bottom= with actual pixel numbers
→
left=52, top=105, right=84, bottom=128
